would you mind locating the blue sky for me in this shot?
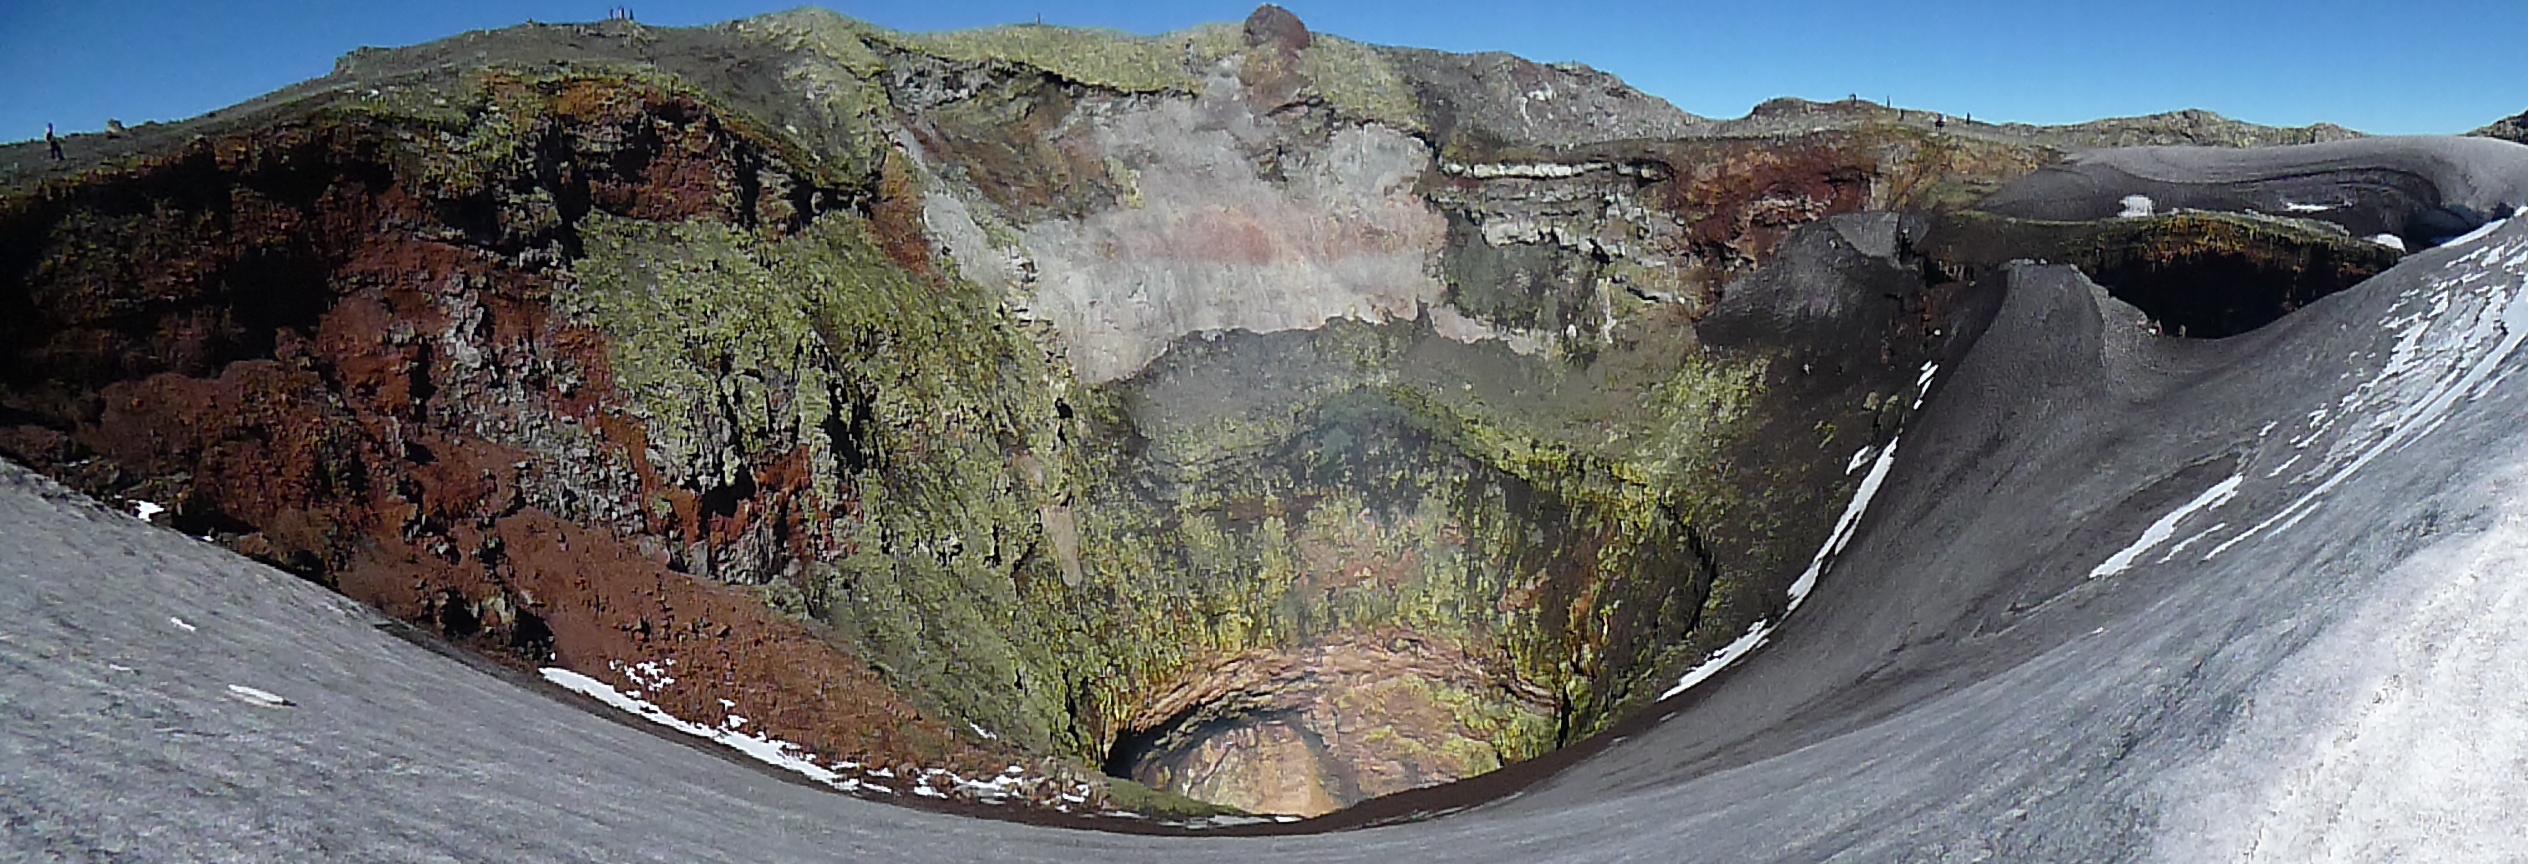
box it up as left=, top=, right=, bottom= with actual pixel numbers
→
left=4, top=0, right=2522, bottom=142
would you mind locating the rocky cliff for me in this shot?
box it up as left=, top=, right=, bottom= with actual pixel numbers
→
left=0, top=6, right=2416, bottom=820
left=2480, top=108, right=2528, bottom=144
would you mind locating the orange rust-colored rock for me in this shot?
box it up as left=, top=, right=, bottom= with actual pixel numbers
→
left=0, top=82, right=1008, bottom=787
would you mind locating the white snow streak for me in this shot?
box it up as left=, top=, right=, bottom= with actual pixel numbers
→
left=2089, top=475, right=2243, bottom=579
left=1792, top=434, right=1903, bottom=610
left=130, top=500, right=163, bottom=521
left=1665, top=361, right=1939, bottom=700
left=2162, top=522, right=2229, bottom=562
left=2207, top=229, right=2528, bottom=562
left=1846, top=445, right=1881, bottom=476
left=542, top=667, right=864, bottom=791
left=2436, top=211, right=2516, bottom=250
left=225, top=684, right=291, bottom=707
left=2120, top=195, right=2156, bottom=218
left=620, top=658, right=675, bottom=692
left=539, top=667, right=1091, bottom=807
left=1791, top=361, right=1938, bottom=612
left=2265, top=453, right=2303, bottom=478
left=1657, top=621, right=1772, bottom=701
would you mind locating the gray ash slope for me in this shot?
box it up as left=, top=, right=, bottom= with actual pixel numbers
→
left=1979, top=136, right=2528, bottom=242
left=10, top=133, right=2528, bottom=861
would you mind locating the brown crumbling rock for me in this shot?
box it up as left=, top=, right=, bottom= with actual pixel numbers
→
left=1238, top=5, right=1314, bottom=109
left=0, top=83, right=1014, bottom=796
left=1243, top=5, right=1311, bottom=51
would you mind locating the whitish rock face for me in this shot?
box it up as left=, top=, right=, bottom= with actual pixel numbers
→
left=1010, top=72, right=1449, bottom=383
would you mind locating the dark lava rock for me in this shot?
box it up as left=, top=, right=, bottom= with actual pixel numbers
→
left=2478, top=109, right=2528, bottom=144
left=1924, top=210, right=2400, bottom=338
left=1243, top=5, right=1311, bottom=52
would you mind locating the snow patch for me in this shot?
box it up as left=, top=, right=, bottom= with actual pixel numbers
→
left=2153, top=457, right=2528, bottom=862
left=2266, top=453, right=2304, bottom=478
left=167, top=616, right=196, bottom=633
left=540, top=667, right=1073, bottom=807
left=2163, top=522, right=2229, bottom=561
left=1665, top=360, right=1940, bottom=701
left=2437, top=213, right=2514, bottom=250
left=617, top=658, right=675, bottom=693
left=2209, top=231, right=2528, bottom=561
left=1171, top=813, right=1309, bottom=829
left=1845, top=445, right=1881, bottom=476
left=2281, top=200, right=2337, bottom=213
left=1792, top=434, right=1902, bottom=610
left=2089, top=474, right=2244, bottom=579
left=1657, top=621, right=1773, bottom=701
left=130, top=500, right=163, bottom=521
left=226, top=684, right=291, bottom=707
left=2370, top=234, right=2408, bottom=252
left=1789, top=361, right=1936, bottom=611
left=2119, top=195, right=2156, bottom=218
left=543, top=667, right=859, bottom=790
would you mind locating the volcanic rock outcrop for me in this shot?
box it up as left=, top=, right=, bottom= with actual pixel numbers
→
left=2478, top=108, right=2528, bottom=144
left=6, top=7, right=2515, bottom=823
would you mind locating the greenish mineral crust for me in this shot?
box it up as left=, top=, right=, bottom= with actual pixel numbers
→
left=1296, top=36, right=1425, bottom=132
left=356, top=22, right=1789, bottom=811
left=1097, top=775, right=1248, bottom=820
left=785, top=9, right=1241, bottom=96
left=1064, top=314, right=1770, bottom=774
left=564, top=207, right=1088, bottom=752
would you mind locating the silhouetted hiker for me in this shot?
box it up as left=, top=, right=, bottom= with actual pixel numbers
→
left=45, top=123, right=62, bottom=160
left=1935, top=113, right=1947, bottom=128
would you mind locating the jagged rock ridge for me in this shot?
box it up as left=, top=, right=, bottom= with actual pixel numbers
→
left=2479, top=108, right=2528, bottom=144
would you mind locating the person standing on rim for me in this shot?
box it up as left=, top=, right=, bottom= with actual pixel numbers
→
left=45, top=123, right=63, bottom=160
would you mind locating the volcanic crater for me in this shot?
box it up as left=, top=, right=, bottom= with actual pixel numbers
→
left=3, top=4, right=2518, bottom=828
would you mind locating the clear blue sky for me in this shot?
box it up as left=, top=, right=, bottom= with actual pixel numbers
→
left=4, top=0, right=2522, bottom=142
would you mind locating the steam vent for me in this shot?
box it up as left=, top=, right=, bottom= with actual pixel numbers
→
left=8, top=4, right=2528, bottom=861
